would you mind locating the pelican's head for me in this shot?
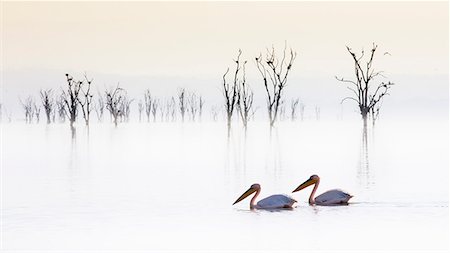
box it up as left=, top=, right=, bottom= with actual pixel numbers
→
left=233, top=183, right=260, bottom=205
left=292, top=175, right=320, bottom=193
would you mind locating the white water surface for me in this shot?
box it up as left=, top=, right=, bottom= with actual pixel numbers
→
left=2, top=119, right=448, bottom=252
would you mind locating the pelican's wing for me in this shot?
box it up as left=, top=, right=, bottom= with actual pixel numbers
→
left=256, top=194, right=297, bottom=209
left=315, top=189, right=353, bottom=205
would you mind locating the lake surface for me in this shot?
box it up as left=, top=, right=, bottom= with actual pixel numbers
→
left=2, top=119, right=448, bottom=252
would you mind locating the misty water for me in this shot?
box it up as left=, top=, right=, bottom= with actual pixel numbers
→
left=2, top=119, right=448, bottom=252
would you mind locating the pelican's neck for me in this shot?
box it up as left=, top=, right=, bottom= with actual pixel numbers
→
left=309, top=179, right=320, bottom=205
left=250, top=187, right=260, bottom=209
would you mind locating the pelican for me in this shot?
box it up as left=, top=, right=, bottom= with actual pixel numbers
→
left=233, top=183, right=297, bottom=209
left=292, top=175, right=353, bottom=206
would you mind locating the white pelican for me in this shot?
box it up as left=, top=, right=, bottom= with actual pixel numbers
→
left=233, top=183, right=297, bottom=209
left=292, top=175, right=353, bottom=206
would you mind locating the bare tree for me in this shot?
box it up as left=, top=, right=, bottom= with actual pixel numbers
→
left=20, top=96, right=34, bottom=123
left=198, top=96, right=204, bottom=122
left=138, top=100, right=144, bottom=122
left=158, top=99, right=166, bottom=122
left=211, top=106, right=219, bottom=122
left=55, top=95, right=67, bottom=122
left=188, top=92, right=198, bottom=121
left=151, top=99, right=159, bottom=122
left=315, top=106, right=320, bottom=121
left=336, top=43, right=394, bottom=127
left=144, top=89, right=153, bottom=122
left=62, top=73, right=83, bottom=127
left=169, top=96, right=176, bottom=122
left=222, top=50, right=242, bottom=129
left=77, top=74, right=94, bottom=126
left=290, top=98, right=299, bottom=121
left=299, top=103, right=305, bottom=121
left=178, top=88, right=187, bottom=122
left=119, top=95, right=133, bottom=122
left=94, top=92, right=105, bottom=122
left=236, top=63, right=254, bottom=129
left=40, top=89, right=54, bottom=124
left=33, top=102, right=41, bottom=123
left=105, top=85, right=125, bottom=126
left=255, top=43, right=297, bottom=127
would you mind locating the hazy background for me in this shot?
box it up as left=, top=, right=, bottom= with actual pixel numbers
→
left=1, top=1, right=448, bottom=121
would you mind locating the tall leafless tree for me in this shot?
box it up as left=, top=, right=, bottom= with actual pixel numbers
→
left=178, top=88, right=187, bottom=122
left=198, top=96, right=204, bottom=122
left=222, top=50, right=243, bottom=129
left=138, top=100, right=144, bottom=122
left=94, top=91, right=105, bottom=122
left=40, top=89, right=54, bottom=124
left=188, top=92, right=198, bottom=121
left=62, top=73, right=83, bottom=127
left=20, top=96, right=34, bottom=123
left=33, top=102, right=41, bottom=123
left=255, top=43, right=296, bottom=127
left=236, top=63, right=254, bottom=129
left=119, top=95, right=133, bottom=122
left=77, top=74, right=94, bottom=126
left=315, top=106, right=320, bottom=121
left=144, top=89, right=153, bottom=122
left=290, top=98, right=299, bottom=121
left=55, top=95, right=66, bottom=122
left=336, top=43, right=394, bottom=127
left=105, top=85, right=125, bottom=126
left=151, top=98, right=159, bottom=122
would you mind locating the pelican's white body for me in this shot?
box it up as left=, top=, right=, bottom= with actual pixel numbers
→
left=314, top=189, right=353, bottom=205
left=256, top=194, right=297, bottom=209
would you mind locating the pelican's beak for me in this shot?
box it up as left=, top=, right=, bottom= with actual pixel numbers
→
left=292, top=178, right=316, bottom=193
left=233, top=187, right=257, bottom=205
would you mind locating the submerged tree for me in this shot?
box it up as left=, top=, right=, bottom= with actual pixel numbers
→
left=290, top=98, right=299, bottom=121
left=40, top=89, right=54, bottom=124
left=144, top=89, right=153, bottom=122
left=105, top=85, right=125, bottom=126
left=20, top=96, right=34, bottom=123
left=236, top=63, right=254, bottom=129
left=255, top=43, right=296, bottom=127
left=178, top=88, right=187, bottom=122
left=336, top=43, right=394, bottom=127
left=222, top=50, right=242, bottom=130
left=94, top=92, right=105, bottom=122
left=77, top=74, right=94, bottom=126
left=62, top=73, right=83, bottom=127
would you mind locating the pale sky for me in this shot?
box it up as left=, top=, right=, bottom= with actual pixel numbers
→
left=1, top=1, right=448, bottom=120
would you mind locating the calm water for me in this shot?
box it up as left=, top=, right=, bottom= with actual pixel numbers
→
left=2, top=120, right=448, bottom=252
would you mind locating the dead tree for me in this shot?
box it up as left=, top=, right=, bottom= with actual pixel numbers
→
left=138, top=100, right=144, bottom=122
left=119, top=95, right=133, bottom=122
left=20, top=96, right=34, bottom=123
left=144, top=89, right=153, bottom=122
left=178, top=88, right=187, bottom=122
left=55, top=95, right=67, bottom=122
left=77, top=74, right=94, bottom=126
left=34, top=102, right=41, bottom=123
left=151, top=99, right=159, bottom=122
left=211, top=106, right=219, bottom=121
left=197, top=96, right=204, bottom=121
left=255, top=43, right=296, bottom=127
left=40, top=89, right=54, bottom=124
left=188, top=92, right=198, bottom=121
left=158, top=99, right=165, bottom=122
left=236, top=63, right=254, bottom=129
left=170, top=97, right=176, bottom=122
left=62, top=73, right=83, bottom=127
left=315, top=106, right=320, bottom=121
left=290, top=98, right=299, bottom=121
left=299, top=103, right=305, bottom=121
left=105, top=85, right=125, bottom=126
left=336, top=43, right=394, bottom=127
left=94, top=92, right=105, bottom=122
left=222, top=50, right=242, bottom=129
